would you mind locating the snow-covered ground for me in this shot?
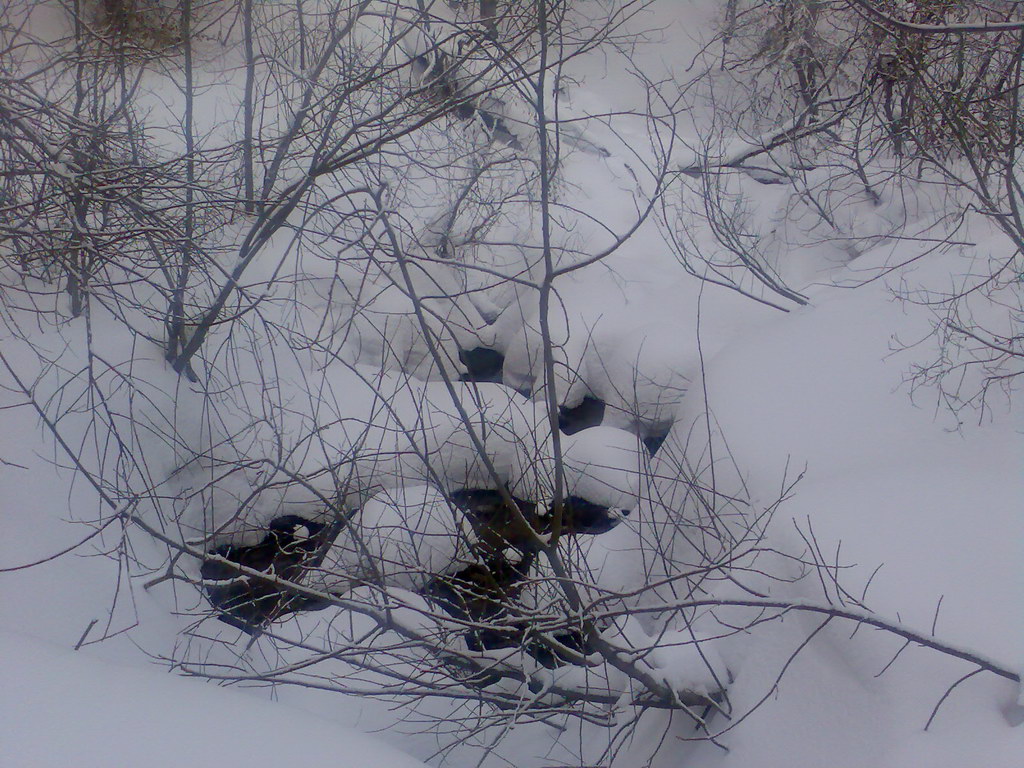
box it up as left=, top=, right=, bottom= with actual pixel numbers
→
left=0, top=631, right=429, bottom=768
left=0, top=1, right=1021, bottom=766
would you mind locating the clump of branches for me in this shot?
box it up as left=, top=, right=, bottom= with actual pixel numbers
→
left=98, top=0, right=180, bottom=44
left=2, top=20, right=205, bottom=325
left=721, top=0, right=1023, bottom=163
left=671, top=0, right=1023, bottom=415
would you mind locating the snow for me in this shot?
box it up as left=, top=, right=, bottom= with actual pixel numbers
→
left=499, top=266, right=770, bottom=438
left=1, top=1, right=1021, bottom=767
left=308, top=484, right=475, bottom=593
left=0, top=631, right=429, bottom=768
left=610, top=264, right=1024, bottom=767
left=558, top=426, right=649, bottom=511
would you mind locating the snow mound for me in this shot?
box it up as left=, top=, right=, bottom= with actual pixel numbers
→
left=511, top=426, right=650, bottom=511
left=500, top=274, right=696, bottom=439
left=309, top=485, right=475, bottom=593
left=302, top=249, right=492, bottom=381
left=559, top=426, right=650, bottom=511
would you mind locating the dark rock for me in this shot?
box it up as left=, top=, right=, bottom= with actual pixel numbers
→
left=450, top=487, right=627, bottom=544
left=428, top=552, right=535, bottom=653
left=449, top=488, right=539, bottom=553
left=558, top=396, right=605, bottom=435
left=545, top=495, right=628, bottom=536
left=527, top=629, right=591, bottom=669
left=458, top=347, right=505, bottom=383
left=643, top=429, right=669, bottom=457
left=201, top=515, right=333, bottom=632
left=427, top=487, right=629, bottom=663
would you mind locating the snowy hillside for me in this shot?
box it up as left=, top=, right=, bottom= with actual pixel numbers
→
left=0, top=1, right=1021, bottom=766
